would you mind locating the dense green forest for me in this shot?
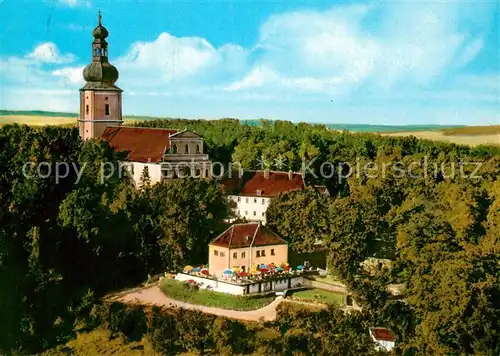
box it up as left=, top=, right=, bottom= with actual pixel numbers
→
left=1, top=120, right=499, bottom=355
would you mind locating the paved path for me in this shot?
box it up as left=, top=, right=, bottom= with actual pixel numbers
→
left=107, top=285, right=283, bottom=322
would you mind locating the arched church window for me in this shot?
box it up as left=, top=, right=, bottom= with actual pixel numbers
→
left=185, top=144, right=189, bottom=154
left=172, top=144, right=177, bottom=154
left=196, top=144, right=200, bottom=154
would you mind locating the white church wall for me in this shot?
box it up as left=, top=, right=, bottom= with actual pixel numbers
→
left=125, top=162, right=163, bottom=186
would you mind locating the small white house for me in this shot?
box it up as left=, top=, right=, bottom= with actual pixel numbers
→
left=369, top=327, right=396, bottom=352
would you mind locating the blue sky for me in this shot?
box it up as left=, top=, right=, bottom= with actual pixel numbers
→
left=0, top=0, right=498, bottom=125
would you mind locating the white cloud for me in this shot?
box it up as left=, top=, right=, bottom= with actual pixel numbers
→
left=455, top=37, right=485, bottom=69
left=58, top=23, right=93, bottom=31
left=26, top=42, right=77, bottom=64
left=227, top=3, right=488, bottom=95
left=57, top=0, right=91, bottom=8
left=52, top=66, right=85, bottom=85
left=116, top=32, right=247, bottom=89
left=225, top=66, right=277, bottom=91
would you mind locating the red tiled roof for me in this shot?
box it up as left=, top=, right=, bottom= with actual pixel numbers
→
left=370, top=328, right=396, bottom=342
left=102, top=126, right=178, bottom=163
left=314, top=185, right=330, bottom=195
left=210, top=223, right=287, bottom=249
left=221, top=171, right=305, bottom=197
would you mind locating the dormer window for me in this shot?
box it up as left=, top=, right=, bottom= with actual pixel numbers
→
left=256, top=190, right=263, bottom=196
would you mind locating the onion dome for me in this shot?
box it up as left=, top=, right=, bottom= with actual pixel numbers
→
left=81, top=10, right=121, bottom=90
left=83, top=62, right=119, bottom=84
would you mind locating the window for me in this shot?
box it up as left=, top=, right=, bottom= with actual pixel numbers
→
left=254, top=198, right=257, bottom=203
left=172, top=145, right=177, bottom=154
left=245, top=211, right=248, bottom=215
left=196, top=144, right=200, bottom=154
left=253, top=211, right=256, bottom=216
left=214, top=250, right=219, bottom=256
left=233, top=252, right=237, bottom=259
left=86, top=105, right=89, bottom=114
left=237, top=197, right=241, bottom=202
left=256, top=251, right=260, bottom=257
left=261, top=250, right=266, bottom=257
left=246, top=198, right=249, bottom=203
left=271, top=249, right=275, bottom=256
left=241, top=252, right=246, bottom=258
left=105, top=97, right=108, bottom=100
left=220, top=252, right=225, bottom=257
left=105, top=104, right=110, bottom=116
left=185, top=144, right=189, bottom=154
left=262, top=212, right=265, bottom=216
left=262, top=199, right=265, bottom=205
left=256, top=189, right=263, bottom=196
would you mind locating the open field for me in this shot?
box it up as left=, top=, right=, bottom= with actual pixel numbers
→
left=0, top=115, right=144, bottom=127
left=383, top=130, right=499, bottom=146
left=289, top=288, right=346, bottom=305
left=0, top=115, right=77, bottom=127
left=440, top=125, right=500, bottom=136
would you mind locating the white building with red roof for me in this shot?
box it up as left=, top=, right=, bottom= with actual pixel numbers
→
left=369, top=327, right=397, bottom=352
left=221, top=170, right=306, bottom=223
left=102, top=127, right=212, bottom=185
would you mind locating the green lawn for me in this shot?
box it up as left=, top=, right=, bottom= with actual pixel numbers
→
left=289, top=288, right=346, bottom=305
left=313, top=274, right=343, bottom=285
left=160, top=279, right=275, bottom=311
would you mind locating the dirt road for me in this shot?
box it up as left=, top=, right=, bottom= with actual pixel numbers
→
left=107, top=285, right=282, bottom=322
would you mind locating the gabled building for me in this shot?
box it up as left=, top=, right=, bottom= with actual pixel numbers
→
left=102, top=127, right=211, bottom=184
left=208, top=222, right=288, bottom=276
left=369, top=327, right=396, bottom=352
left=221, top=170, right=306, bottom=223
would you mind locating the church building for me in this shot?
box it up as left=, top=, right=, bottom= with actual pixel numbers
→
left=79, top=12, right=211, bottom=184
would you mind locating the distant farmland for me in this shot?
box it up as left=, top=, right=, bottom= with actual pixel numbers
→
left=1, top=110, right=498, bottom=146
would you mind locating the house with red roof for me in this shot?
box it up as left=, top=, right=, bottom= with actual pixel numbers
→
left=208, top=222, right=288, bottom=276
left=369, top=327, right=396, bottom=352
left=221, top=170, right=306, bottom=223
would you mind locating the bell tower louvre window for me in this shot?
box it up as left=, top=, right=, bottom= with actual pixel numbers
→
left=105, top=104, right=110, bottom=116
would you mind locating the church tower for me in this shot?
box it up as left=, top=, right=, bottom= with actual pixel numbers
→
left=79, top=11, right=123, bottom=140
